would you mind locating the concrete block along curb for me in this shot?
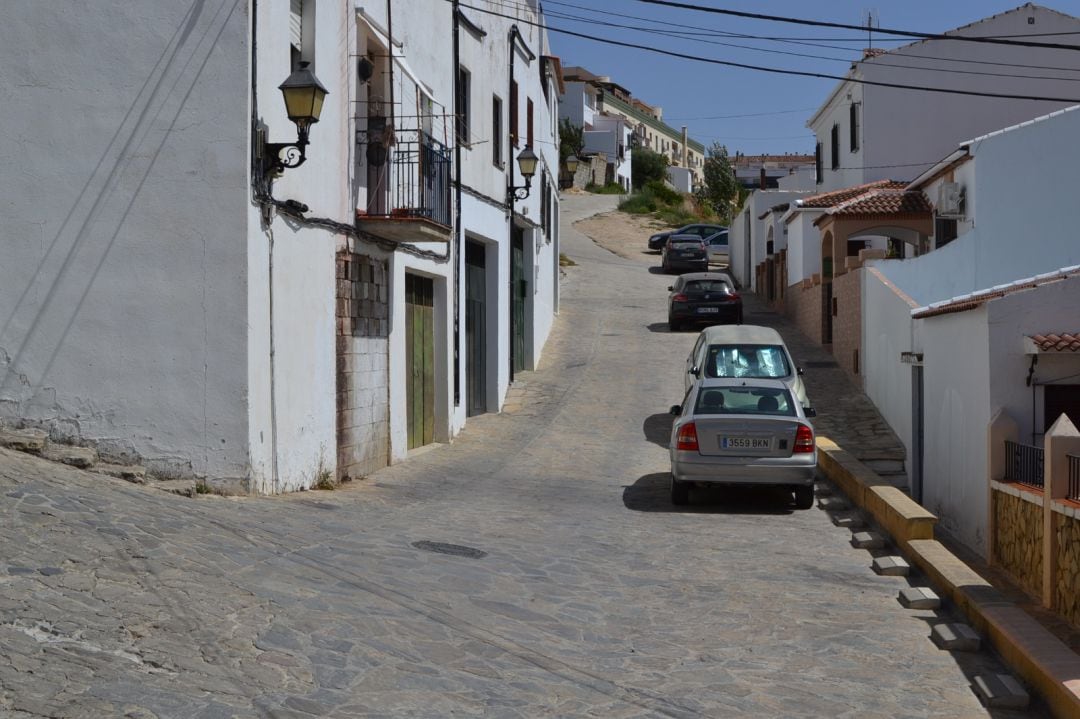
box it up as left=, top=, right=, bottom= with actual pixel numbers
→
left=851, top=531, right=884, bottom=549
left=899, top=586, right=940, bottom=609
left=973, top=673, right=1029, bottom=709
left=872, top=555, right=909, bottom=576
left=832, top=512, right=866, bottom=529
left=931, top=623, right=981, bottom=652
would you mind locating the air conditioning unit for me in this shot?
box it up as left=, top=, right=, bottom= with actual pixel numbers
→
left=937, top=181, right=963, bottom=218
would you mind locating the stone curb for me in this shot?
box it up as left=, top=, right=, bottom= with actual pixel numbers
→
left=816, top=435, right=1080, bottom=719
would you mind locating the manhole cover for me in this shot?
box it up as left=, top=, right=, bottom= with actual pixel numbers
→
left=803, top=361, right=839, bottom=368
left=411, top=541, right=488, bottom=559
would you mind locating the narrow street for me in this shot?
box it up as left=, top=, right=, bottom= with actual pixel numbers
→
left=0, top=195, right=1038, bottom=717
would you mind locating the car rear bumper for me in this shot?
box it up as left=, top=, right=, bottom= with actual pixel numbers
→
left=666, top=259, right=709, bottom=272
left=671, top=450, right=816, bottom=485
left=670, top=306, right=740, bottom=324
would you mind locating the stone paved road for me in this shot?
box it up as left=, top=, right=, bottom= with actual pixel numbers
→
left=0, top=195, right=1044, bottom=718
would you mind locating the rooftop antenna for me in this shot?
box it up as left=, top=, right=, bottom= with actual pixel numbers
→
left=863, top=8, right=879, bottom=51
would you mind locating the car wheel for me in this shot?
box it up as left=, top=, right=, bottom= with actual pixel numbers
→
left=794, top=485, right=814, bottom=510
left=670, top=475, right=689, bottom=505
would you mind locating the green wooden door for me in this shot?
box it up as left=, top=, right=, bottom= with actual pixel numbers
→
left=405, top=274, right=435, bottom=449
left=511, top=232, right=526, bottom=374
left=465, top=241, right=487, bottom=417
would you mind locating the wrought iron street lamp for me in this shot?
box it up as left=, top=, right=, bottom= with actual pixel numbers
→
left=507, top=147, right=539, bottom=201
left=564, top=154, right=580, bottom=174
left=263, top=62, right=329, bottom=175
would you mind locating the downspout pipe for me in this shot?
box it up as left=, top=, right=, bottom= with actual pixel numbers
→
left=452, top=0, right=462, bottom=406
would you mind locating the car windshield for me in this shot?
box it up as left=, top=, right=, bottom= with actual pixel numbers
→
left=704, top=344, right=791, bottom=379
left=693, top=386, right=795, bottom=416
left=708, top=234, right=728, bottom=246
left=670, top=239, right=702, bottom=249
left=683, top=280, right=729, bottom=293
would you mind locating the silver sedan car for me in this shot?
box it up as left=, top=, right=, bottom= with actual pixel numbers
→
left=669, top=378, right=817, bottom=508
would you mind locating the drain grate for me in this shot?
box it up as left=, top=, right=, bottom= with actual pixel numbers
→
left=412, top=541, right=488, bottom=559
left=803, top=360, right=839, bottom=369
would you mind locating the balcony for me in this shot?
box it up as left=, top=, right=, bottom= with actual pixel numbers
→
left=356, top=127, right=452, bottom=243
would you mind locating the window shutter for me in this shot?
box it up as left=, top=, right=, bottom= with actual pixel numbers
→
left=290, top=0, right=303, bottom=50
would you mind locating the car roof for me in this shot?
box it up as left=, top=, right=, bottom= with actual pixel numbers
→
left=678, top=272, right=731, bottom=282
left=693, top=377, right=791, bottom=391
left=699, top=324, right=785, bottom=344
left=679, top=223, right=725, bottom=230
left=668, top=234, right=704, bottom=241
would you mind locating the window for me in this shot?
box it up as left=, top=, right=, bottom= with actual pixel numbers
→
left=457, top=66, right=471, bottom=146
left=527, top=97, right=534, bottom=148
left=510, top=80, right=519, bottom=147
left=849, top=103, right=860, bottom=152
left=492, top=95, right=503, bottom=167
left=830, top=124, right=839, bottom=170
left=935, top=218, right=958, bottom=249
left=290, top=0, right=315, bottom=71
left=704, top=345, right=792, bottom=380
left=814, top=143, right=823, bottom=184
left=693, top=386, right=795, bottom=417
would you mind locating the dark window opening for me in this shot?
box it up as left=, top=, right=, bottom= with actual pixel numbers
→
left=830, top=124, right=840, bottom=170
left=815, top=142, right=823, bottom=184
left=492, top=95, right=503, bottom=167
left=457, top=66, right=471, bottom=146
left=527, top=97, right=534, bottom=149
left=935, top=218, right=958, bottom=249
left=849, top=103, right=860, bottom=152
left=510, top=80, right=519, bottom=148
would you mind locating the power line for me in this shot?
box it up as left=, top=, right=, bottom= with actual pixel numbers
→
left=630, top=0, right=1080, bottom=51
left=523, top=1, right=1080, bottom=83
left=455, top=1, right=1080, bottom=104
left=665, top=108, right=819, bottom=121
left=529, top=0, right=1080, bottom=74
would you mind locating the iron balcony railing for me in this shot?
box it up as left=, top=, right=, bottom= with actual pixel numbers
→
left=1068, top=453, right=1080, bottom=502
left=1004, top=439, right=1044, bottom=490
left=359, top=127, right=452, bottom=229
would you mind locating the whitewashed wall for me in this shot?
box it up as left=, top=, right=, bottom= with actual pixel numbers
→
left=807, top=78, right=865, bottom=192
left=783, top=211, right=823, bottom=286
left=918, top=306, right=991, bottom=553
left=0, top=1, right=251, bottom=480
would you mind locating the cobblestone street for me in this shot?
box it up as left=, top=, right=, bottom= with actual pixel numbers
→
left=0, top=195, right=1044, bottom=717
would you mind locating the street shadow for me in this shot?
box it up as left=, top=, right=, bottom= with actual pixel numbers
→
left=623, top=473, right=795, bottom=514
left=646, top=322, right=678, bottom=333
left=647, top=266, right=670, bottom=275
left=642, top=413, right=673, bottom=448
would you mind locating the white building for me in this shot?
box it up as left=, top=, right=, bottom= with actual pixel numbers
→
left=0, top=0, right=561, bottom=493
left=729, top=190, right=812, bottom=290
left=808, top=4, right=1080, bottom=193
left=559, top=72, right=631, bottom=190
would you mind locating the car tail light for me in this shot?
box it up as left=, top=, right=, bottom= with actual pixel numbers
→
left=793, top=424, right=814, bottom=453
left=727, top=291, right=741, bottom=301
left=676, top=422, right=699, bottom=451
left=672, top=293, right=688, bottom=302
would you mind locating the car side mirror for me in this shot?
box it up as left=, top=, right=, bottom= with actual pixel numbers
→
left=805, top=407, right=817, bottom=418
left=797, top=367, right=805, bottom=376
left=688, top=366, right=699, bottom=376
left=670, top=405, right=681, bottom=416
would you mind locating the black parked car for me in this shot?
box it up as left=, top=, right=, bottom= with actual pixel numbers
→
left=648, top=223, right=727, bottom=251
left=667, top=273, right=742, bottom=330
left=661, top=235, right=709, bottom=274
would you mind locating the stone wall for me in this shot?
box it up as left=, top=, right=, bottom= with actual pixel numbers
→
left=832, top=268, right=862, bottom=386
left=1054, top=508, right=1080, bottom=627
left=993, top=489, right=1044, bottom=599
left=336, top=252, right=390, bottom=481
left=786, top=281, right=823, bottom=345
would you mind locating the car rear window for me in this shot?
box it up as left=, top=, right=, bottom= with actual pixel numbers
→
left=683, top=280, right=729, bottom=293
left=704, top=344, right=791, bottom=379
left=693, top=386, right=795, bottom=416
left=671, top=239, right=703, bottom=249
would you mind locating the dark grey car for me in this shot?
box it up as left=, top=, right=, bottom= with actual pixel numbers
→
left=661, top=235, right=708, bottom=274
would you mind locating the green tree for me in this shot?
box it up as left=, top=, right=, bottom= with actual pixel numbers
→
left=700, top=142, right=740, bottom=222
left=631, top=148, right=668, bottom=190
left=558, top=118, right=584, bottom=166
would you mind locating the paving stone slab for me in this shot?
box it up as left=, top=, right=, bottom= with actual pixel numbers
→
left=931, top=623, right=981, bottom=652
left=972, top=673, right=1029, bottom=709
left=898, top=586, right=940, bottom=609
left=817, top=497, right=848, bottom=511
left=42, top=445, right=98, bottom=469
left=872, top=556, right=910, bottom=576
left=832, top=512, right=867, bottom=529
left=0, top=427, right=47, bottom=452
left=851, top=531, right=884, bottom=549
left=92, top=463, right=148, bottom=483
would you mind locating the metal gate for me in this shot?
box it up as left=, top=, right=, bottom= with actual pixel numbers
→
left=511, top=231, right=526, bottom=374
left=405, top=274, right=435, bottom=449
left=465, top=241, right=487, bottom=416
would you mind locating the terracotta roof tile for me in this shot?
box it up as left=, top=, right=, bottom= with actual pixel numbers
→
left=829, top=189, right=933, bottom=216
left=912, top=266, right=1080, bottom=319
left=796, top=180, right=908, bottom=209
left=1029, top=333, right=1080, bottom=352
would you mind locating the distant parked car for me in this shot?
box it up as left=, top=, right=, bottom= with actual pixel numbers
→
left=667, top=273, right=742, bottom=330
left=683, top=324, right=808, bottom=409
left=648, top=223, right=727, bottom=251
left=661, top=235, right=709, bottom=274
left=668, top=377, right=818, bottom=508
left=704, top=230, right=729, bottom=265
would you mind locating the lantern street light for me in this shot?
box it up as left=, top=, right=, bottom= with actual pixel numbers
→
left=564, top=154, right=580, bottom=174
left=263, top=62, right=329, bottom=175
left=507, top=146, right=539, bottom=202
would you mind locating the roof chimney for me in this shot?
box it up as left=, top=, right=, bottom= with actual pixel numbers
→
left=759, top=167, right=767, bottom=189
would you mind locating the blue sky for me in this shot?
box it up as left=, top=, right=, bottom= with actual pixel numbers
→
left=543, top=0, right=1080, bottom=155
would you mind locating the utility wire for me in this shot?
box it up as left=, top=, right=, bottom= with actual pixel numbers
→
left=514, top=0, right=1080, bottom=73
left=454, top=1, right=1080, bottom=103
left=630, top=0, right=1080, bottom=51
left=520, top=1, right=1080, bottom=83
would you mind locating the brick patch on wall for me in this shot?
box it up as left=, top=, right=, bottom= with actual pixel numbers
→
left=993, top=489, right=1044, bottom=600
left=1054, top=510, right=1080, bottom=627
left=786, top=282, right=823, bottom=345
left=831, top=269, right=862, bottom=387
left=336, top=251, right=390, bottom=480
